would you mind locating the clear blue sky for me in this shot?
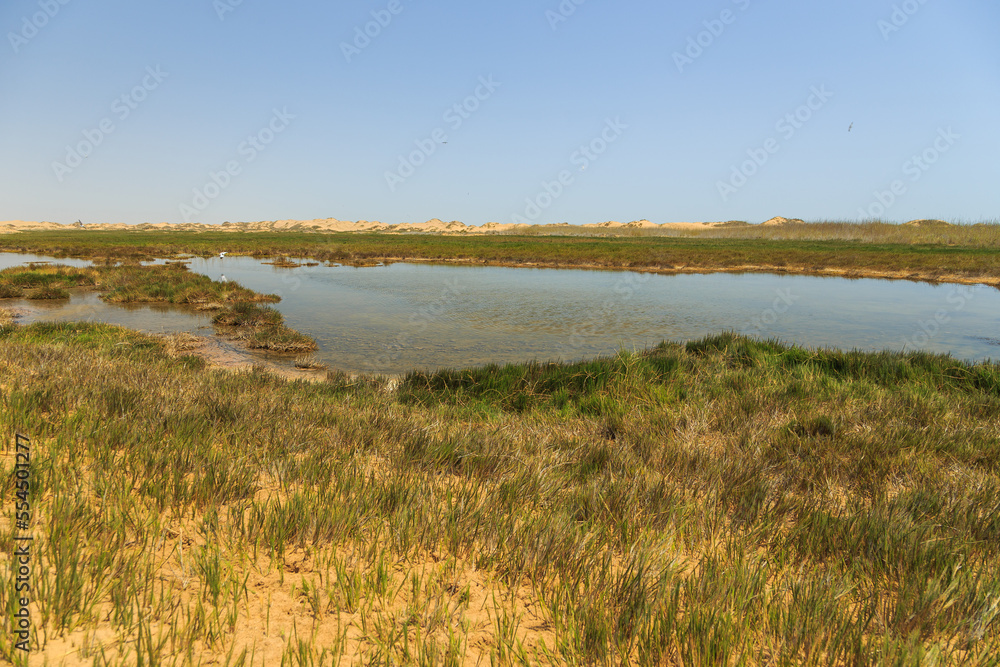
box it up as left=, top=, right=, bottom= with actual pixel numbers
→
left=1, top=0, right=997, bottom=226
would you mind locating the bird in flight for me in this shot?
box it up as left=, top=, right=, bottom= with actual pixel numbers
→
left=219, top=251, right=227, bottom=259
left=848, top=122, right=853, bottom=132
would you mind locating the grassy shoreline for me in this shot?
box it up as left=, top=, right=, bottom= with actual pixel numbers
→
left=1, top=320, right=998, bottom=664
left=2, top=229, right=1000, bottom=288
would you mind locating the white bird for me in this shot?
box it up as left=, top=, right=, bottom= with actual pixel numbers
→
left=220, top=274, right=227, bottom=283
left=219, top=251, right=227, bottom=259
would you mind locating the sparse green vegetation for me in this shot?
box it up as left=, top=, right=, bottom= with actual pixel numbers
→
left=1, top=324, right=998, bottom=664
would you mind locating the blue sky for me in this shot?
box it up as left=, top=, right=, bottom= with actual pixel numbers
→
left=1, top=0, right=997, bottom=226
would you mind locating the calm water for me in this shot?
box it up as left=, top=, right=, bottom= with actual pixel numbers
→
left=3, top=252, right=999, bottom=374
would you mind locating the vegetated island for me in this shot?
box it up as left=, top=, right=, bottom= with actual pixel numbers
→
left=2, top=217, right=1000, bottom=288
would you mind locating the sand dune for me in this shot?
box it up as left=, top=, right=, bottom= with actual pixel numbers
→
left=0, top=220, right=64, bottom=232
left=761, top=216, right=805, bottom=226
left=0, top=217, right=843, bottom=235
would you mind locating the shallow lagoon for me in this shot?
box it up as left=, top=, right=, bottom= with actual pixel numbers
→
left=2, top=252, right=998, bottom=374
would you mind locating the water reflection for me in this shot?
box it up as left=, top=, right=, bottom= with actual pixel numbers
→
left=4, top=289, right=215, bottom=335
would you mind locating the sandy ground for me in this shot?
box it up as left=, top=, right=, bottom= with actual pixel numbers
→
left=0, top=217, right=807, bottom=235
left=157, top=332, right=332, bottom=381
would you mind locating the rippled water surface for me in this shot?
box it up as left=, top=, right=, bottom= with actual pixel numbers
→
left=2, top=253, right=998, bottom=374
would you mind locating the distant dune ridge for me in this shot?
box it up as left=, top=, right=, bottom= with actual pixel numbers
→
left=760, top=216, right=805, bottom=226
left=0, top=217, right=958, bottom=235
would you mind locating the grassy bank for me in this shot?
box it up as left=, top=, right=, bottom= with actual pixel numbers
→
left=1, top=324, right=998, bottom=664
left=2, top=228, right=1000, bottom=287
left=0, top=262, right=316, bottom=353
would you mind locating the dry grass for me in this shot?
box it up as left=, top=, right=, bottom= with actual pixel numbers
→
left=161, top=332, right=203, bottom=357
left=294, top=355, right=329, bottom=371
left=263, top=256, right=303, bottom=268
left=1, top=324, right=998, bottom=665
left=516, top=219, right=1000, bottom=245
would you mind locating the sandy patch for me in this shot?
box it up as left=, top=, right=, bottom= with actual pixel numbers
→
left=10, top=495, right=559, bottom=667
left=154, top=333, right=331, bottom=382
left=761, top=216, right=805, bottom=226
left=657, top=221, right=725, bottom=230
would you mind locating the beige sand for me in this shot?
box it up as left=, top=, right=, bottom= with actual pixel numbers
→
left=0, top=217, right=787, bottom=235
left=0, top=220, right=64, bottom=232
left=6, top=216, right=964, bottom=238
left=760, top=216, right=805, bottom=226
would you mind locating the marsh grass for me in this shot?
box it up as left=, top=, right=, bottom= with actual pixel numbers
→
left=0, top=264, right=95, bottom=299
left=1, top=322, right=998, bottom=664
left=294, top=356, right=329, bottom=371
left=263, top=256, right=302, bottom=268
left=229, top=324, right=318, bottom=353
left=211, top=304, right=316, bottom=353
left=25, top=285, right=71, bottom=300
left=211, top=303, right=284, bottom=327
left=3, top=226, right=1000, bottom=286
left=96, top=263, right=278, bottom=306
